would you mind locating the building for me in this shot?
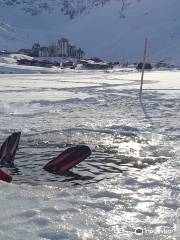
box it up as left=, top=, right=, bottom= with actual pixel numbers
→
left=39, top=47, right=49, bottom=57
left=77, top=48, right=85, bottom=60
left=32, top=43, right=40, bottom=57
left=57, top=38, right=69, bottom=57
left=69, top=45, right=76, bottom=58
left=20, top=38, right=85, bottom=59
left=48, top=44, right=58, bottom=57
left=136, top=62, right=152, bottom=70
left=0, top=50, right=8, bottom=56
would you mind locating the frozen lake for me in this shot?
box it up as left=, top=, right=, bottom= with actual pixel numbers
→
left=0, top=70, right=179, bottom=239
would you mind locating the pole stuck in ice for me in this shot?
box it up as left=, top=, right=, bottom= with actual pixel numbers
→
left=140, top=38, right=148, bottom=99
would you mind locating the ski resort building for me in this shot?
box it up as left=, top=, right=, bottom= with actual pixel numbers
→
left=22, top=38, right=85, bottom=59
left=57, top=38, right=69, bottom=57
left=38, top=47, right=49, bottom=57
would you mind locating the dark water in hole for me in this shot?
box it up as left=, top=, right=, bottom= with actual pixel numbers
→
left=7, top=140, right=167, bottom=186
left=0, top=126, right=171, bottom=187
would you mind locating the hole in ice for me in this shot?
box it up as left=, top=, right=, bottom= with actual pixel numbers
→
left=3, top=129, right=170, bottom=187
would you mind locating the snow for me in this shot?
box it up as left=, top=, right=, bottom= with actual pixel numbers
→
left=0, top=66, right=179, bottom=239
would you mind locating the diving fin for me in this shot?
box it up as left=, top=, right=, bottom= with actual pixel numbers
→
left=44, top=145, right=91, bottom=174
left=0, top=132, right=21, bottom=167
left=0, top=168, right=12, bottom=183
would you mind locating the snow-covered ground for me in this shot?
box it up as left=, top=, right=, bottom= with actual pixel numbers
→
left=0, top=68, right=179, bottom=239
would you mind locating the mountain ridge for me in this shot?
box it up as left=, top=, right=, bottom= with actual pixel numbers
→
left=0, top=0, right=133, bottom=17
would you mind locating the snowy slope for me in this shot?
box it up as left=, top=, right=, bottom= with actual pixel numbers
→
left=0, top=0, right=180, bottom=63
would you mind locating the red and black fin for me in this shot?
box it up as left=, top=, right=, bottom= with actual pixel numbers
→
left=43, top=145, right=91, bottom=174
left=0, top=169, right=12, bottom=183
left=0, top=132, right=21, bottom=167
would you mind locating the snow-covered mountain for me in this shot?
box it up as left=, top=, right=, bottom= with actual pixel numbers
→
left=0, top=0, right=180, bottom=63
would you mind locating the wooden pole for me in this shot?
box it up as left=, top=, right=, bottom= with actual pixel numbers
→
left=140, top=38, right=148, bottom=99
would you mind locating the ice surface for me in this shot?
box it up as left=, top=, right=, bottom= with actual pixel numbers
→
left=0, top=69, right=179, bottom=239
